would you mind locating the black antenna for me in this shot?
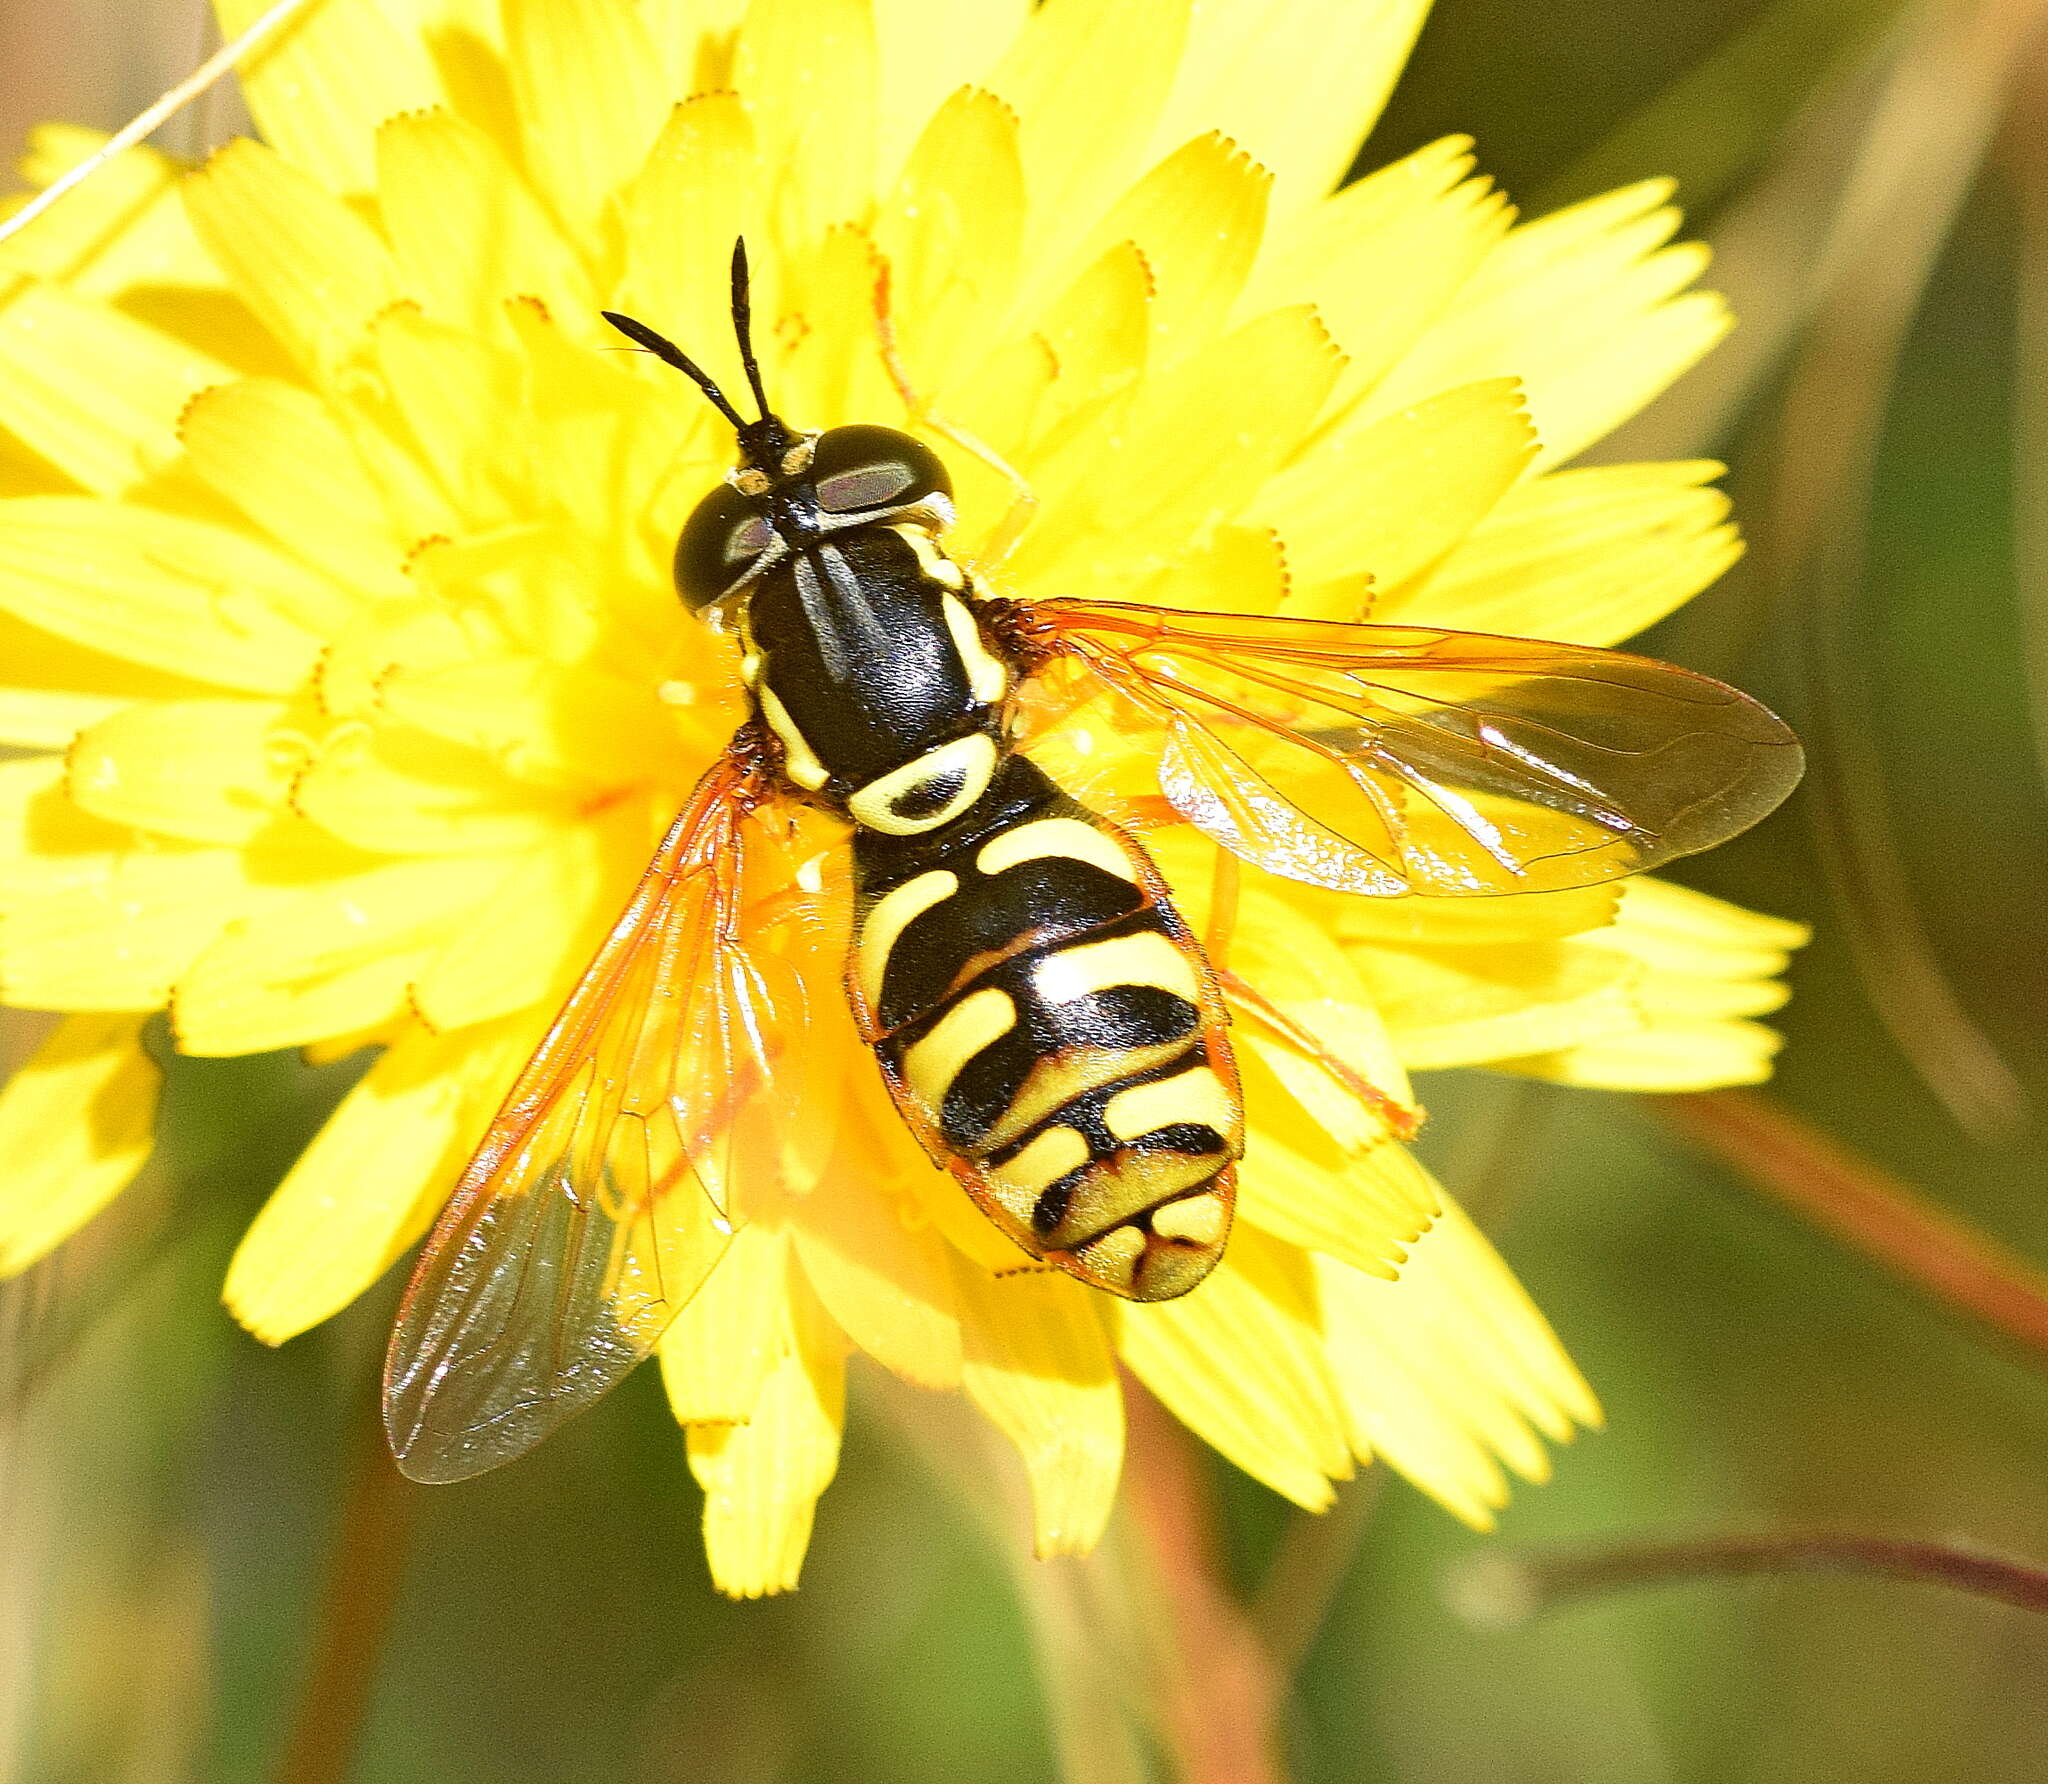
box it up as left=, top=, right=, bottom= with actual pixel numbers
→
left=729, top=238, right=775, bottom=427
left=599, top=309, right=750, bottom=434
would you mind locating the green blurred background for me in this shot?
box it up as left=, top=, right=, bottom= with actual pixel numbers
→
left=8, top=1, right=2048, bottom=1779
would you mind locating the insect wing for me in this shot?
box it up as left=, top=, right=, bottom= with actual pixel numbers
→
left=383, top=751, right=806, bottom=1483
left=1032, top=600, right=1803, bottom=897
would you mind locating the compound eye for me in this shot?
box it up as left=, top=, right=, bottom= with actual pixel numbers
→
left=674, top=481, right=772, bottom=608
left=810, top=425, right=952, bottom=516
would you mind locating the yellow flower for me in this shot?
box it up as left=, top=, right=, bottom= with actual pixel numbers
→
left=0, top=0, right=1803, bottom=1595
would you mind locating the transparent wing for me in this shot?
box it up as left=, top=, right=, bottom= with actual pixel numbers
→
left=384, top=744, right=808, bottom=1483
left=1028, top=599, right=1803, bottom=897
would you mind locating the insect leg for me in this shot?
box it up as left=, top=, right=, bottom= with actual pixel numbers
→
left=872, top=255, right=1040, bottom=564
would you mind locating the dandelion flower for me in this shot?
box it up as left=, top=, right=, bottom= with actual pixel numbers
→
left=0, top=0, right=1803, bottom=1596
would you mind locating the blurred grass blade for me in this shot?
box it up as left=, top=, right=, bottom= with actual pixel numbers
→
left=1662, top=1090, right=2048, bottom=1363
left=1252, top=1475, right=1382, bottom=1676
left=862, top=1376, right=1153, bottom=1784
left=1538, top=0, right=1910, bottom=216
left=1764, top=0, right=2041, bottom=1140
left=2009, top=48, right=2048, bottom=795
left=1449, top=1532, right=2048, bottom=1624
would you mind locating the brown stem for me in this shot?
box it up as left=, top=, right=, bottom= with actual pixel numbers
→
left=1451, top=1531, right=2048, bottom=1624
left=1121, top=1384, right=1289, bottom=1784
left=273, top=1393, right=418, bottom=1784
left=1660, top=1090, right=2048, bottom=1364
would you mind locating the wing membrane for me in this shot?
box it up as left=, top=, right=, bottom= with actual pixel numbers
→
left=1031, top=600, right=1803, bottom=896
left=384, top=744, right=807, bottom=1482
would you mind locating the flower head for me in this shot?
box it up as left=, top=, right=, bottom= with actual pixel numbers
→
left=0, top=0, right=1802, bottom=1594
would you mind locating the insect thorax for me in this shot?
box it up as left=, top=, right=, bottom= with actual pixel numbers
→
left=735, top=522, right=1012, bottom=835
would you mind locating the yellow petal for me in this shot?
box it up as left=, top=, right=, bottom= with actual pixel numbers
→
left=954, top=1258, right=1123, bottom=1558
left=1508, top=1022, right=1787, bottom=1091
left=4, top=130, right=216, bottom=299
left=1259, top=377, right=1536, bottom=602
left=290, top=721, right=572, bottom=857
left=170, top=853, right=503, bottom=1055
left=661, top=1221, right=796, bottom=1426
left=639, top=0, right=742, bottom=91
left=1114, top=1224, right=1350, bottom=1509
left=503, top=0, right=671, bottom=231
left=1499, top=878, right=1806, bottom=1090
left=223, top=1020, right=524, bottom=1343
left=179, top=379, right=410, bottom=590
left=0, top=612, right=213, bottom=749
left=407, top=816, right=623, bottom=1030
left=617, top=92, right=764, bottom=410
left=184, top=138, right=403, bottom=376
left=871, top=0, right=1030, bottom=180
left=1131, top=525, right=1290, bottom=616
left=1150, top=837, right=1417, bottom=1136
left=1333, top=881, right=1619, bottom=949
left=688, top=1274, right=847, bottom=1598
left=1019, top=305, right=1340, bottom=595
left=1357, top=934, right=1639, bottom=1071
left=990, top=0, right=1193, bottom=261
left=1235, top=1131, right=1435, bottom=1282
left=737, top=0, right=878, bottom=240
left=0, top=688, right=127, bottom=749
left=950, top=239, right=1151, bottom=553
left=1151, top=0, right=1431, bottom=219
left=0, top=497, right=335, bottom=692
left=0, top=759, right=248, bottom=1010
left=1385, top=460, right=1741, bottom=645
left=66, top=698, right=295, bottom=845
left=0, top=1013, right=159, bottom=1275
left=790, top=1144, right=964, bottom=1389
left=378, top=109, right=596, bottom=341
left=1246, top=136, right=1510, bottom=402
left=1067, top=131, right=1270, bottom=364
left=214, top=0, right=447, bottom=194
left=875, top=87, right=1027, bottom=396
left=360, top=308, right=529, bottom=533
left=503, top=300, right=697, bottom=591
left=1586, top=875, right=1812, bottom=972
left=0, top=281, right=233, bottom=495
left=1319, top=1190, right=1599, bottom=1529
left=1369, top=181, right=1730, bottom=469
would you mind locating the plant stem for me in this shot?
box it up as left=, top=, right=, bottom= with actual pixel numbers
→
left=273, top=1392, right=416, bottom=1784
left=1450, top=1531, right=2048, bottom=1624
left=1121, top=1385, right=1288, bottom=1784
left=1661, top=1090, right=2048, bottom=1364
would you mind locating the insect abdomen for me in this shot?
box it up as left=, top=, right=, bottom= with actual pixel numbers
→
left=851, top=759, right=1242, bottom=1301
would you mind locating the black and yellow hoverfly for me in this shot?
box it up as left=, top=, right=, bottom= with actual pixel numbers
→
left=383, top=244, right=1801, bottom=1483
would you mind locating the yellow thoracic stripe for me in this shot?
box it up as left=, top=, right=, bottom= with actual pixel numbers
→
left=755, top=683, right=829, bottom=790
left=847, top=733, right=998, bottom=835
left=976, top=817, right=1137, bottom=883
left=890, top=521, right=967, bottom=591
left=899, top=984, right=1015, bottom=1117
left=941, top=591, right=1008, bottom=704
left=855, top=869, right=958, bottom=1007
left=1101, top=1066, right=1240, bottom=1146
left=1031, top=930, right=1198, bottom=1007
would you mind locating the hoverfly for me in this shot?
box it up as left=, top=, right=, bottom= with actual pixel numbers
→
left=383, top=243, right=1802, bottom=1483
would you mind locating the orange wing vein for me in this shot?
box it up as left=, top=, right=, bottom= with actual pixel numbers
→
left=384, top=742, right=806, bottom=1483
left=1026, top=599, right=1803, bottom=897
